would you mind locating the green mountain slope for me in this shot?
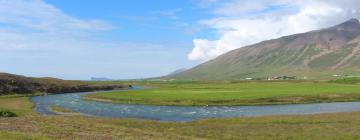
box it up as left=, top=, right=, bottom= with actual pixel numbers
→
left=169, top=19, right=360, bottom=80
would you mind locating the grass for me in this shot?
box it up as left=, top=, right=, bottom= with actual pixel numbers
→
left=0, top=95, right=35, bottom=116
left=329, top=77, right=360, bottom=84
left=3, top=95, right=360, bottom=139
left=0, top=131, right=52, bottom=140
left=5, top=112, right=360, bottom=140
left=3, top=82, right=360, bottom=139
left=84, top=80, right=360, bottom=106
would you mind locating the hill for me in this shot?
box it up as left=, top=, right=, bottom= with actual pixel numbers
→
left=0, top=73, right=130, bottom=94
left=167, top=68, right=187, bottom=76
left=169, top=18, right=360, bottom=80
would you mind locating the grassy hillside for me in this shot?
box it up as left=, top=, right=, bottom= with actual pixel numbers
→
left=167, top=19, right=360, bottom=80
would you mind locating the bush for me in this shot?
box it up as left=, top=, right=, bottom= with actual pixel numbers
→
left=0, top=109, right=17, bottom=117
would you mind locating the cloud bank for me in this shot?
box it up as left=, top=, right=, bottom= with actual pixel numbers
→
left=188, top=0, right=360, bottom=61
left=0, top=0, right=114, bottom=50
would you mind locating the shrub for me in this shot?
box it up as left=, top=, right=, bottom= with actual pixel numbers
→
left=0, top=109, right=17, bottom=117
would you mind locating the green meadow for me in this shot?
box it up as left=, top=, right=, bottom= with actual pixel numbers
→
left=2, top=79, right=360, bottom=139
left=85, top=80, right=360, bottom=106
left=2, top=90, right=360, bottom=139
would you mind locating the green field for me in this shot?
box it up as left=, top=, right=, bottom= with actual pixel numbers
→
left=3, top=93, right=360, bottom=139
left=85, top=80, right=360, bottom=106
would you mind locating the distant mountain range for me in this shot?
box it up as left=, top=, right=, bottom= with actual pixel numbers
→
left=91, top=77, right=114, bottom=81
left=167, top=18, right=360, bottom=80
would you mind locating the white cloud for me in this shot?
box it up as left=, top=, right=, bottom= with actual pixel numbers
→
left=188, top=0, right=360, bottom=61
left=0, top=0, right=113, bottom=32
left=0, top=0, right=115, bottom=52
left=0, top=0, right=189, bottom=80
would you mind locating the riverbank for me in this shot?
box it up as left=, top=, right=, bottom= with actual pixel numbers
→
left=2, top=95, right=360, bottom=139
left=84, top=80, right=360, bottom=106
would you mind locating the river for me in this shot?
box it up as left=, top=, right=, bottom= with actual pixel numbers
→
left=31, top=86, right=360, bottom=121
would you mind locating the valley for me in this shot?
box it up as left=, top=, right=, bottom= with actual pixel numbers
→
left=2, top=13, right=360, bottom=139
left=3, top=87, right=360, bottom=139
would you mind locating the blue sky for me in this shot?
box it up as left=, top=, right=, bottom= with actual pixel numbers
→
left=0, top=0, right=217, bottom=80
left=45, top=0, right=214, bottom=42
left=0, top=0, right=359, bottom=80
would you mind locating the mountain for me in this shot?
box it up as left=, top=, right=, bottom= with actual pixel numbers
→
left=0, top=73, right=130, bottom=94
left=167, top=68, right=187, bottom=76
left=91, top=77, right=113, bottom=81
left=169, top=18, right=360, bottom=80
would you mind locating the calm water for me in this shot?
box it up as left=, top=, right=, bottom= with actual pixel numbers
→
left=32, top=87, right=360, bottom=121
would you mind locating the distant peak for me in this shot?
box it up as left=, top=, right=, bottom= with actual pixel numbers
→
left=338, top=18, right=360, bottom=26
left=332, top=18, right=360, bottom=30
left=344, top=18, right=359, bottom=24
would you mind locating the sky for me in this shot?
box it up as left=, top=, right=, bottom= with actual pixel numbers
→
left=0, top=0, right=360, bottom=80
